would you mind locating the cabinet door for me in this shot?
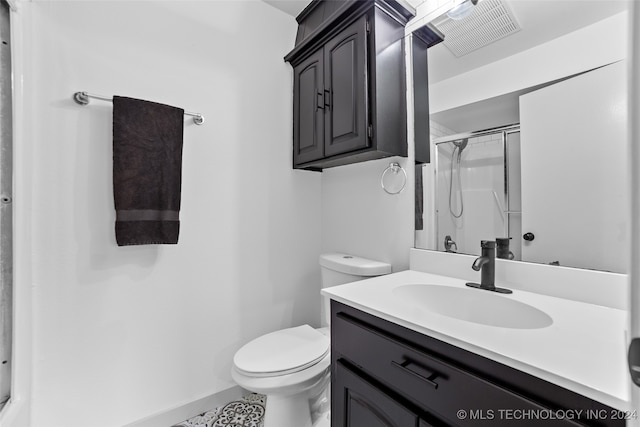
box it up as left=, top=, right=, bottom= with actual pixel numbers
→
left=333, top=360, right=419, bottom=427
left=293, top=49, right=325, bottom=165
left=324, top=14, right=369, bottom=158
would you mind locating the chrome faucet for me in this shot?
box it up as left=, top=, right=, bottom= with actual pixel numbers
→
left=444, top=235, right=458, bottom=253
left=466, top=240, right=512, bottom=294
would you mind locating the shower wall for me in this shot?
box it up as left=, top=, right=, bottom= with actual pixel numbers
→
left=436, top=132, right=512, bottom=256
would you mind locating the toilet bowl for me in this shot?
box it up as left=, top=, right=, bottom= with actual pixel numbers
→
left=231, top=253, right=391, bottom=427
left=232, top=325, right=330, bottom=427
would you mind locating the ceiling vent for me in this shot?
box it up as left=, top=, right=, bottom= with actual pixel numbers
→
left=429, top=0, right=521, bottom=57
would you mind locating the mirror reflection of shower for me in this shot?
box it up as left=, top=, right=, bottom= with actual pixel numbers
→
left=448, top=138, right=468, bottom=219
left=435, top=125, right=521, bottom=258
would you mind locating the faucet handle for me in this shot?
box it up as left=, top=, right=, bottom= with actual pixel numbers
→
left=496, top=238, right=513, bottom=260
left=444, top=235, right=458, bottom=252
left=480, top=240, right=496, bottom=249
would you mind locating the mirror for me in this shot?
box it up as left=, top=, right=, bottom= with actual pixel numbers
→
left=412, top=1, right=629, bottom=274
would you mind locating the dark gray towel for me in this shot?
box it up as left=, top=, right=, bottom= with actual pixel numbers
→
left=415, top=163, right=424, bottom=231
left=112, top=96, right=184, bottom=246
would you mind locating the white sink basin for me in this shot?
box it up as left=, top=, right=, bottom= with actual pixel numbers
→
left=392, top=284, right=553, bottom=329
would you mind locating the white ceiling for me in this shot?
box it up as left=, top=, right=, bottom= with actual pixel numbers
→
left=262, top=0, right=313, bottom=17
left=262, top=0, right=423, bottom=19
left=263, top=0, right=629, bottom=83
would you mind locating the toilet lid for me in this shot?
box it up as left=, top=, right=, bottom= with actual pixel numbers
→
left=234, top=325, right=330, bottom=377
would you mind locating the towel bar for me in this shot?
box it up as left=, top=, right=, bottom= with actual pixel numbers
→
left=73, top=91, right=205, bottom=125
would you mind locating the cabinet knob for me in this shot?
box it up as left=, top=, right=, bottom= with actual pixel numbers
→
left=523, top=232, right=535, bottom=241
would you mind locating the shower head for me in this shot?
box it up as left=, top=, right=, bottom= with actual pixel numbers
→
left=452, top=138, right=468, bottom=152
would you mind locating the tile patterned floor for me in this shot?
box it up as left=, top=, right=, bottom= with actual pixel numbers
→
left=173, top=394, right=267, bottom=427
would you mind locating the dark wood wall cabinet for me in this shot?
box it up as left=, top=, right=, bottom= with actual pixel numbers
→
left=285, top=0, right=419, bottom=171
left=331, top=300, right=625, bottom=427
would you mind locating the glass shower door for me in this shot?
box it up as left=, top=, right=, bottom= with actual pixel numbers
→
left=435, top=132, right=508, bottom=257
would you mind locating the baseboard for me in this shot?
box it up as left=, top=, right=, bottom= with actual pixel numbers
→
left=124, top=386, right=246, bottom=427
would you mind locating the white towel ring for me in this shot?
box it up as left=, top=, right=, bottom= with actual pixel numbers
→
left=381, top=162, right=407, bottom=195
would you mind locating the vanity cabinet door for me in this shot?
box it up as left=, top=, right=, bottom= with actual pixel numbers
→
left=293, top=49, right=325, bottom=165
left=323, top=14, right=369, bottom=158
left=333, top=360, right=420, bottom=427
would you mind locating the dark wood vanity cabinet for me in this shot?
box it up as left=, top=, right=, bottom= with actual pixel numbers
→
left=331, top=301, right=625, bottom=427
left=285, top=1, right=416, bottom=171
left=334, top=361, right=423, bottom=426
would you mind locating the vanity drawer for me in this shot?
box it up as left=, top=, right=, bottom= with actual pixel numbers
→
left=332, top=311, right=583, bottom=427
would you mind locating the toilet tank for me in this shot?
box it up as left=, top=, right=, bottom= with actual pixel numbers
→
left=319, top=253, right=391, bottom=327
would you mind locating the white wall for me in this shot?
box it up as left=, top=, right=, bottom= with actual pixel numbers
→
left=17, top=2, right=322, bottom=427
left=321, top=156, right=414, bottom=272
left=520, top=62, right=628, bottom=273
left=429, top=11, right=629, bottom=113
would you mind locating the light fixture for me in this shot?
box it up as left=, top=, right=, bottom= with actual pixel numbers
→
left=447, top=0, right=479, bottom=20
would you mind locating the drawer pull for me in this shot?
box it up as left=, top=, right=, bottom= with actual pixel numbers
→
left=391, top=360, right=439, bottom=390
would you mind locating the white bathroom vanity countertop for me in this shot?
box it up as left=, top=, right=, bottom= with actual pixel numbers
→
left=321, top=270, right=631, bottom=411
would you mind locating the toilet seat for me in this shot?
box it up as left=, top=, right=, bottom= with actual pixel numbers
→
left=234, top=325, right=330, bottom=378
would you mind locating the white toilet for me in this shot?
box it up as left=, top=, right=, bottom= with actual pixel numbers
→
left=231, top=253, right=391, bottom=427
